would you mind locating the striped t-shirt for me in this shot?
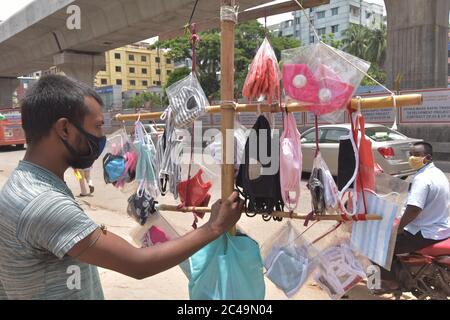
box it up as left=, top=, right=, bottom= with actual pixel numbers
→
left=0, top=161, right=104, bottom=300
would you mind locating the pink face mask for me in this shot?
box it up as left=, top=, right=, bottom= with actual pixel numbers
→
left=307, top=65, right=355, bottom=115
left=279, top=112, right=302, bottom=211
left=142, top=226, right=170, bottom=247
left=283, top=64, right=320, bottom=103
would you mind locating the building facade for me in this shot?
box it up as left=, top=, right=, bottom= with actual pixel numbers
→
left=270, top=0, right=385, bottom=44
left=95, top=42, right=175, bottom=92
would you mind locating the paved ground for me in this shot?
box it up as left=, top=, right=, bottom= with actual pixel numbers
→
left=1, top=146, right=449, bottom=300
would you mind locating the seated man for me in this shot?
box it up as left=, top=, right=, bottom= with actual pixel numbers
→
left=378, top=141, right=450, bottom=291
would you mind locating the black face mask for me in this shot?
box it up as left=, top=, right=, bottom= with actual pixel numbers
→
left=61, top=122, right=107, bottom=169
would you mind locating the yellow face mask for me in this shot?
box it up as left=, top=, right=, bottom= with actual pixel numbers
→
left=408, top=156, right=426, bottom=170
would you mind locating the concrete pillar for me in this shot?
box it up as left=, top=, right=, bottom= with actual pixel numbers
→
left=53, top=51, right=105, bottom=87
left=385, top=0, right=449, bottom=89
left=0, top=78, right=19, bottom=109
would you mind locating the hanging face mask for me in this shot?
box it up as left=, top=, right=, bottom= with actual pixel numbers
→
left=279, top=112, right=302, bottom=211
left=103, top=153, right=126, bottom=184
left=166, top=72, right=208, bottom=129
left=127, top=190, right=156, bottom=225
left=177, top=169, right=212, bottom=224
left=134, top=121, right=159, bottom=197
left=309, top=166, right=326, bottom=215
left=283, top=64, right=319, bottom=103
left=142, top=226, right=170, bottom=246
left=265, top=247, right=310, bottom=297
left=408, top=156, right=427, bottom=170
left=62, top=122, right=107, bottom=169
left=313, top=244, right=366, bottom=300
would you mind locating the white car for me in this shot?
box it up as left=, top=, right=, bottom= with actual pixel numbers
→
left=300, top=124, right=422, bottom=178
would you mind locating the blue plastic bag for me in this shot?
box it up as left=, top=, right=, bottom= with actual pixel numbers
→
left=188, top=232, right=265, bottom=300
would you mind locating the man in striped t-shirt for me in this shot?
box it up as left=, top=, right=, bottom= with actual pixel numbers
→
left=0, top=75, right=242, bottom=300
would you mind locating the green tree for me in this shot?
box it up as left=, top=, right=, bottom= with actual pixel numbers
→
left=153, top=20, right=300, bottom=99
left=127, top=92, right=162, bottom=110
left=342, top=24, right=370, bottom=59
left=364, top=23, right=387, bottom=66
left=320, top=33, right=343, bottom=50
left=341, top=23, right=387, bottom=85
left=165, top=66, right=191, bottom=88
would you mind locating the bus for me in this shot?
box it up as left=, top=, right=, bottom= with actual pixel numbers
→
left=0, top=109, right=26, bottom=149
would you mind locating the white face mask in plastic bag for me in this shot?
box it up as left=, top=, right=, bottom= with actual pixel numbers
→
left=166, top=72, right=209, bottom=129
left=207, top=121, right=248, bottom=175
left=313, top=243, right=366, bottom=300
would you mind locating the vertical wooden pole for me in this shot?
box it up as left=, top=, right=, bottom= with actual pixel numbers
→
left=220, top=0, right=237, bottom=235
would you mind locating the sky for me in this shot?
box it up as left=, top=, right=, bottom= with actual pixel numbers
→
left=0, top=0, right=386, bottom=23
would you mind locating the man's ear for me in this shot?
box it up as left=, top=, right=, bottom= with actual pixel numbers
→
left=54, top=118, right=70, bottom=140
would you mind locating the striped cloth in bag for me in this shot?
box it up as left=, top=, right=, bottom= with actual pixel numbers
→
left=351, top=191, right=399, bottom=270
left=166, top=72, right=209, bottom=128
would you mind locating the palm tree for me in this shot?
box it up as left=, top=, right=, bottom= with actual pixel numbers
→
left=342, top=23, right=370, bottom=60
left=365, top=24, right=387, bottom=66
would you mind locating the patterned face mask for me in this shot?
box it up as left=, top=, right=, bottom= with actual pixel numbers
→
left=127, top=190, right=155, bottom=225
left=166, top=72, right=209, bottom=129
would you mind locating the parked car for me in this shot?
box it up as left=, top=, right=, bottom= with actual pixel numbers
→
left=300, top=124, right=422, bottom=178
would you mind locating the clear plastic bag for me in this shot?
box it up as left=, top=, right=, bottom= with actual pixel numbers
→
left=308, top=152, right=340, bottom=215
left=154, top=109, right=183, bottom=198
left=282, top=43, right=370, bottom=122
left=261, top=221, right=318, bottom=297
left=166, top=72, right=209, bottom=129
left=130, top=212, right=191, bottom=278
left=242, top=37, right=281, bottom=104
left=134, top=120, right=159, bottom=198
left=205, top=120, right=248, bottom=174
left=102, top=128, right=138, bottom=190
left=313, top=242, right=367, bottom=300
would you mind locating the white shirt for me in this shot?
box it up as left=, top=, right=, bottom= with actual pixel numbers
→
left=404, top=163, right=450, bottom=240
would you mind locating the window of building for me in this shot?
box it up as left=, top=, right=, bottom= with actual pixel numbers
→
left=366, top=11, right=372, bottom=19
left=316, top=11, right=325, bottom=19
left=115, top=66, right=122, bottom=72
left=153, top=81, right=161, bottom=86
left=156, top=69, right=161, bottom=75
left=142, top=68, right=147, bottom=74
left=155, top=57, right=160, bottom=63
left=331, top=7, right=339, bottom=16
left=141, top=55, right=147, bottom=62
left=116, top=79, right=122, bottom=85
left=130, top=80, right=136, bottom=86
left=166, top=58, right=172, bottom=64
left=129, top=54, right=135, bottom=61
left=129, top=67, right=135, bottom=73
left=295, top=17, right=301, bottom=25
left=167, top=70, right=172, bottom=75
left=142, top=80, right=148, bottom=87
left=331, top=25, right=339, bottom=33
left=101, top=79, right=107, bottom=85
left=114, top=53, right=121, bottom=59
left=310, top=35, right=315, bottom=44
left=350, top=5, right=360, bottom=17
left=317, top=27, right=326, bottom=36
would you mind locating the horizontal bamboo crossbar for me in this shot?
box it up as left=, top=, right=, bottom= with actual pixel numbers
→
left=156, top=204, right=382, bottom=222
left=114, top=94, right=422, bottom=121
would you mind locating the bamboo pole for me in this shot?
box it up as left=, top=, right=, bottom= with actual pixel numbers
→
left=156, top=204, right=382, bottom=221
left=114, top=93, right=422, bottom=121
left=220, top=0, right=237, bottom=236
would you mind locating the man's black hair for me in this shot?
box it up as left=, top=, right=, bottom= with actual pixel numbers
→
left=413, top=141, right=433, bottom=157
left=21, top=74, right=103, bottom=144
